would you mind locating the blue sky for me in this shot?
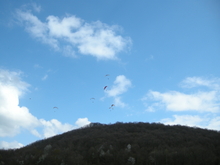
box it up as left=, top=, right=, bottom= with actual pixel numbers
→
left=0, top=0, right=220, bottom=149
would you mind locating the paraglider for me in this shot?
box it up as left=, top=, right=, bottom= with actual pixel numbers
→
left=90, top=98, right=95, bottom=103
left=53, top=106, right=58, bottom=112
left=104, top=86, right=108, bottom=90
left=109, top=104, right=115, bottom=110
left=105, top=74, right=110, bottom=80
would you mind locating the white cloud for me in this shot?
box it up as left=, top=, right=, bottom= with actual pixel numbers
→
left=147, top=90, right=219, bottom=112
left=142, top=102, right=161, bottom=112
left=114, top=97, right=126, bottom=108
left=161, top=115, right=220, bottom=131
left=143, top=77, right=220, bottom=113
left=0, top=69, right=91, bottom=148
left=106, top=75, right=132, bottom=97
left=0, top=69, right=29, bottom=95
left=37, top=118, right=91, bottom=138
left=206, top=116, right=220, bottom=130
left=0, top=141, right=24, bottom=149
left=105, top=75, right=132, bottom=107
left=142, top=77, right=220, bottom=131
left=161, top=115, right=204, bottom=127
left=39, top=119, right=75, bottom=138
left=62, top=45, right=77, bottom=58
left=30, top=129, right=41, bottom=138
left=47, top=15, right=82, bottom=37
left=75, top=118, right=91, bottom=127
left=16, top=9, right=59, bottom=49
left=15, top=5, right=131, bottom=60
left=0, top=69, right=39, bottom=137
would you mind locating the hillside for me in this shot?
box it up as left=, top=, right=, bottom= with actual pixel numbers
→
left=0, top=122, right=220, bottom=165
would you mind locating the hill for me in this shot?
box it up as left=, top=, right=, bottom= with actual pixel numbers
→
left=0, top=122, right=220, bottom=165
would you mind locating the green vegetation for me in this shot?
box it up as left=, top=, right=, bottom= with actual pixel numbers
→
left=0, top=122, right=220, bottom=165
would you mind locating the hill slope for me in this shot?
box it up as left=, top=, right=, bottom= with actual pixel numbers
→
left=0, top=122, right=220, bottom=165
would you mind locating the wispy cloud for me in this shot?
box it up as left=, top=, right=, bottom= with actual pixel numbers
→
left=41, top=74, right=48, bottom=81
left=105, top=75, right=132, bottom=107
left=34, top=64, right=43, bottom=69
left=114, top=97, right=126, bottom=108
left=31, top=3, right=41, bottom=13
left=180, top=77, right=220, bottom=89
left=15, top=4, right=131, bottom=60
left=145, top=55, right=154, bottom=61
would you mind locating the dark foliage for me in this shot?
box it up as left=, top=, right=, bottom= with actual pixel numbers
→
left=0, top=122, right=220, bottom=165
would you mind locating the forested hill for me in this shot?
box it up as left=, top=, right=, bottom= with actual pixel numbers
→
left=0, top=122, right=220, bottom=165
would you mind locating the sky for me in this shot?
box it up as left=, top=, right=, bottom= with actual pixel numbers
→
left=0, top=0, right=220, bottom=149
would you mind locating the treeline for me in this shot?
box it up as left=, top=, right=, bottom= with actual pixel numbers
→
left=0, top=122, right=220, bottom=165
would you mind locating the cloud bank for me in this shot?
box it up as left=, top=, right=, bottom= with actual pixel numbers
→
left=0, top=141, right=24, bottom=149
left=15, top=4, right=131, bottom=60
left=0, top=69, right=39, bottom=137
left=142, top=77, right=220, bottom=130
left=0, top=69, right=90, bottom=148
left=147, top=90, right=218, bottom=112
